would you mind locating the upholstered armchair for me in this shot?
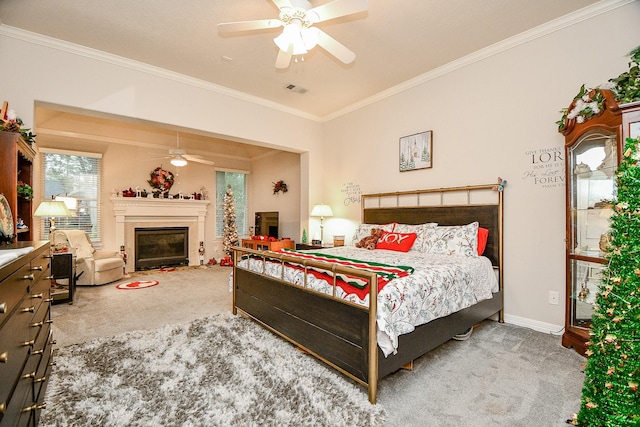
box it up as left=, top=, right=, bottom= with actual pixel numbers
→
left=52, top=229, right=125, bottom=286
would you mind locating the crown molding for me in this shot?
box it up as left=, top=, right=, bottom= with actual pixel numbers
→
left=322, top=0, right=636, bottom=121
left=0, top=24, right=322, bottom=123
left=1, top=0, right=633, bottom=123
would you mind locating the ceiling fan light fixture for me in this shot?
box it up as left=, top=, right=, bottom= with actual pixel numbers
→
left=274, top=23, right=307, bottom=54
left=170, top=156, right=187, bottom=167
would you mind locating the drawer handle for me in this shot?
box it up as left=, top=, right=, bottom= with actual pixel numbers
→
left=21, top=306, right=35, bottom=313
left=22, top=403, right=46, bottom=413
left=0, top=352, right=7, bottom=363
left=23, top=340, right=35, bottom=347
left=45, top=298, right=54, bottom=303
left=31, top=293, right=43, bottom=299
left=31, top=321, right=44, bottom=328
left=31, top=349, right=44, bottom=356
left=0, top=401, right=5, bottom=414
left=0, top=302, right=5, bottom=314
left=46, top=275, right=55, bottom=280
left=23, top=274, right=35, bottom=280
left=46, top=319, right=53, bottom=324
left=22, top=371, right=36, bottom=380
left=34, top=376, right=47, bottom=383
left=31, top=265, right=44, bottom=271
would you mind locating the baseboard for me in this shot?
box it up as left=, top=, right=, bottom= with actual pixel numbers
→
left=502, top=314, right=564, bottom=336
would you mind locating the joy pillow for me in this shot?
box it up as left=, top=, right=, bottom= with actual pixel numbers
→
left=376, top=231, right=418, bottom=252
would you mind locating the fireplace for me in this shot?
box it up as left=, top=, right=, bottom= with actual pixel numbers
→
left=112, top=197, right=210, bottom=273
left=135, top=227, right=189, bottom=270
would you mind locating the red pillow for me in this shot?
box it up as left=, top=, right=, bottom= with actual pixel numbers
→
left=477, top=227, right=489, bottom=255
left=376, top=231, right=418, bottom=252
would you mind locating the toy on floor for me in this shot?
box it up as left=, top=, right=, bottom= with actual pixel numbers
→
left=219, top=256, right=233, bottom=267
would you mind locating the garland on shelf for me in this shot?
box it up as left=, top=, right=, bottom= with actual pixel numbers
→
left=557, top=45, right=640, bottom=132
left=0, top=104, right=37, bottom=145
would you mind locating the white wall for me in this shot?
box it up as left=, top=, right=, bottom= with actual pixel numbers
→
left=321, top=1, right=640, bottom=332
left=249, top=151, right=302, bottom=241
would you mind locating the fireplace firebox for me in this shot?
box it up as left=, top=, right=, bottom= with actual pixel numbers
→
left=135, top=227, right=189, bottom=270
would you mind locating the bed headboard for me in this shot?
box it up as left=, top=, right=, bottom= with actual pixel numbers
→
left=361, top=184, right=504, bottom=269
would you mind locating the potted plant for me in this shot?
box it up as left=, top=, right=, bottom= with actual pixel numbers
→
left=17, top=181, right=33, bottom=200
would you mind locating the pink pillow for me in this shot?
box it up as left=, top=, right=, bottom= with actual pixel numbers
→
left=376, top=231, right=418, bottom=252
left=477, top=227, right=489, bottom=255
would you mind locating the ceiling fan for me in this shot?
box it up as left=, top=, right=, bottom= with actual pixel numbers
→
left=158, top=133, right=215, bottom=167
left=217, top=0, right=368, bottom=69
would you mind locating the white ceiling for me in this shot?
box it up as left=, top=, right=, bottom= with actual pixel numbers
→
left=0, top=0, right=602, bottom=158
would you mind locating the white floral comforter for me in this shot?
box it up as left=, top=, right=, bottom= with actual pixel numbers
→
left=236, top=246, right=499, bottom=357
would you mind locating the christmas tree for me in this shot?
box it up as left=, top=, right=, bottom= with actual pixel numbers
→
left=222, top=184, right=239, bottom=256
left=574, top=137, right=640, bottom=426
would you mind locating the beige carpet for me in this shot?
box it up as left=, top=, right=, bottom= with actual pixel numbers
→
left=49, top=266, right=586, bottom=426
left=50, top=265, right=233, bottom=347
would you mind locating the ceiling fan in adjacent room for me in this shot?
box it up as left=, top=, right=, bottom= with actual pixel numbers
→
left=157, top=133, right=215, bottom=167
left=217, top=0, right=368, bottom=69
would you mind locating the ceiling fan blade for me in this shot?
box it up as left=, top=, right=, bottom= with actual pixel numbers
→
left=316, top=30, right=356, bottom=64
left=275, top=46, right=293, bottom=69
left=308, top=0, right=368, bottom=23
left=217, top=19, right=282, bottom=33
left=183, top=154, right=215, bottom=166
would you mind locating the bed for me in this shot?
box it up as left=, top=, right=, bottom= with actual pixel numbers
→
left=232, top=183, right=504, bottom=404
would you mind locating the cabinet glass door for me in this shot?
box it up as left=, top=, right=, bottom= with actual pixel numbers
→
left=567, top=129, right=616, bottom=330
left=568, top=130, right=617, bottom=257
left=569, top=259, right=605, bottom=329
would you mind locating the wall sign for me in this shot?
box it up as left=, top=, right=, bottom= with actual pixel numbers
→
left=522, top=147, right=565, bottom=188
left=341, top=182, right=362, bottom=206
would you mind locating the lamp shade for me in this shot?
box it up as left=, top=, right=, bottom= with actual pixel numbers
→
left=33, top=200, right=73, bottom=218
left=54, top=195, right=78, bottom=211
left=310, top=204, right=333, bottom=218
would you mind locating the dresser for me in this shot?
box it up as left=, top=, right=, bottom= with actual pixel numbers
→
left=0, top=241, right=53, bottom=426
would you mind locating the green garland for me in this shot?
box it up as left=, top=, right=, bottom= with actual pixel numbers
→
left=558, top=45, right=640, bottom=132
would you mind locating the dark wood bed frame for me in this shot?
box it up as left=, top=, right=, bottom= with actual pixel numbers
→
left=232, top=184, right=504, bottom=404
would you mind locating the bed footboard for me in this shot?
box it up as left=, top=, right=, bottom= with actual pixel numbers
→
left=235, top=267, right=372, bottom=382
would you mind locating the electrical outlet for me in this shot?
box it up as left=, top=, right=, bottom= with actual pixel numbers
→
left=548, top=291, right=559, bottom=305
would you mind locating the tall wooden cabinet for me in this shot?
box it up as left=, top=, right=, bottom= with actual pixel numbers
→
left=0, top=131, right=36, bottom=242
left=561, top=90, right=640, bottom=356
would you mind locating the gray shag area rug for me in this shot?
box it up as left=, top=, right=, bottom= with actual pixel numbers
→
left=40, top=314, right=386, bottom=426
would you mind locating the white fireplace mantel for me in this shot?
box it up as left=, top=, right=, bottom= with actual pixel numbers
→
left=111, top=197, right=210, bottom=270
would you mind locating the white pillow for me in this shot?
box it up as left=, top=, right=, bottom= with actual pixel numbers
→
left=423, top=222, right=479, bottom=256
left=392, top=223, right=438, bottom=252
left=352, top=223, right=395, bottom=245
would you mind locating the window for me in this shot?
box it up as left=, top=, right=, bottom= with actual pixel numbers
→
left=40, top=149, right=102, bottom=242
left=215, top=171, right=247, bottom=238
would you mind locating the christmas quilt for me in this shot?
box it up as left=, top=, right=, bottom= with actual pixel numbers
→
left=236, top=246, right=498, bottom=356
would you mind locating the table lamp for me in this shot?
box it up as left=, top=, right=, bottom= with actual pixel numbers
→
left=33, top=198, right=74, bottom=234
left=310, top=203, right=333, bottom=244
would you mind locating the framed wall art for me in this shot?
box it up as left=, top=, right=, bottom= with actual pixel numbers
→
left=399, top=130, right=432, bottom=172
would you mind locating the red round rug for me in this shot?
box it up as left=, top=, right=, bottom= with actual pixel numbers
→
left=116, top=280, right=159, bottom=290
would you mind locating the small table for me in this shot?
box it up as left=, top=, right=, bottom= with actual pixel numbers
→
left=51, top=252, right=76, bottom=304
left=241, top=239, right=295, bottom=251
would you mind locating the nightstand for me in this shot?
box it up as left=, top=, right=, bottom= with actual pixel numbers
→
left=51, top=252, right=76, bottom=304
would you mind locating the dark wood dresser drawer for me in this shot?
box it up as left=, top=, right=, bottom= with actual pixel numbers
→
left=0, top=242, right=51, bottom=427
left=0, top=263, right=32, bottom=329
